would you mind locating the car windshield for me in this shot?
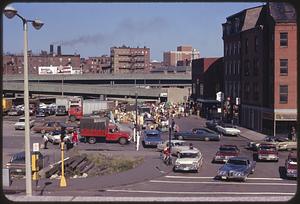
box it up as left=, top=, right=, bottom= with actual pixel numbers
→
left=227, top=159, right=247, bottom=166
left=146, top=134, right=160, bottom=137
left=179, top=153, right=198, bottom=158
left=259, top=146, right=276, bottom=151
left=220, top=146, right=237, bottom=152
left=57, top=106, right=66, bottom=109
left=19, top=118, right=25, bottom=122
left=288, top=157, right=297, bottom=163
left=174, top=142, right=185, bottom=146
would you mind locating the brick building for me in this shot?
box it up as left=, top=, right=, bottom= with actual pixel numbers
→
left=3, top=45, right=81, bottom=75
left=82, top=55, right=111, bottom=74
left=222, top=2, right=297, bottom=135
left=191, top=57, right=224, bottom=100
left=110, top=45, right=150, bottom=73
left=163, top=45, right=200, bottom=67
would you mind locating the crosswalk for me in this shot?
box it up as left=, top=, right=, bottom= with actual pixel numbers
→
left=105, top=174, right=297, bottom=198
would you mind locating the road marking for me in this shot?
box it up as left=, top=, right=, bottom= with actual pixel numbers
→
left=106, top=189, right=295, bottom=195
left=165, top=175, right=286, bottom=181
left=149, top=180, right=296, bottom=186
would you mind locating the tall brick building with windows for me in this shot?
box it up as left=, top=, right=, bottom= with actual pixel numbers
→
left=110, top=45, right=150, bottom=73
left=222, top=2, right=297, bottom=135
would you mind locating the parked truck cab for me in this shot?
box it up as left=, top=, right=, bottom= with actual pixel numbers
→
left=80, top=117, right=130, bottom=145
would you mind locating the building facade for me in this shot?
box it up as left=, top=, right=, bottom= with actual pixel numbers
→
left=82, top=55, right=111, bottom=74
left=110, top=46, right=150, bottom=73
left=163, top=45, right=200, bottom=67
left=223, top=2, right=297, bottom=135
left=3, top=45, right=81, bottom=75
left=191, top=57, right=224, bottom=100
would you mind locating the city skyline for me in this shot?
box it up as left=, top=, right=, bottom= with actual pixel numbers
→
left=3, top=2, right=264, bottom=61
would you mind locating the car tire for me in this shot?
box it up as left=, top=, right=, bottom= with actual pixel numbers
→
left=88, top=137, right=96, bottom=144
left=242, top=177, right=247, bottom=182
left=178, top=135, right=183, bottom=140
left=119, top=137, right=127, bottom=145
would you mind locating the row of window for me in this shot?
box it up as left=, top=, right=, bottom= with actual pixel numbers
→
left=226, top=58, right=288, bottom=77
left=225, top=60, right=240, bottom=75
left=224, top=42, right=241, bottom=56
left=224, top=81, right=240, bottom=99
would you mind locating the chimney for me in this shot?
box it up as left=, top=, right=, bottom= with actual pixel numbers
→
left=57, top=45, right=61, bottom=55
left=50, top=44, right=54, bottom=54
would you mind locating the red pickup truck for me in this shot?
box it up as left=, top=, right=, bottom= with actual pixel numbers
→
left=80, top=117, right=131, bottom=145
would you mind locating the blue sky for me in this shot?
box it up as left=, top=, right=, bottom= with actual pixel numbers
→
left=3, top=2, right=264, bottom=61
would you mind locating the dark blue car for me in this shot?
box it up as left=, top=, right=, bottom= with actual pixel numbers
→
left=142, top=130, right=162, bottom=148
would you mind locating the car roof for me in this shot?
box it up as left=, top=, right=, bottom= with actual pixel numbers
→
left=259, top=143, right=276, bottom=147
left=165, top=140, right=185, bottom=143
left=144, top=130, right=160, bottom=134
left=228, top=156, right=249, bottom=161
left=179, top=149, right=200, bottom=154
left=220, top=144, right=238, bottom=148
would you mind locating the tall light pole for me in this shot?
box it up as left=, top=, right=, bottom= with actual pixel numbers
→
left=4, top=5, right=44, bottom=196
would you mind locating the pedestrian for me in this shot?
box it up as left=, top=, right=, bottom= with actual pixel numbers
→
left=171, top=118, right=175, bottom=132
left=72, top=130, right=79, bottom=146
left=42, top=134, right=49, bottom=149
left=289, top=126, right=296, bottom=141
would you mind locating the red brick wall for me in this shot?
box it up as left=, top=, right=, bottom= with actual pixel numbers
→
left=273, top=23, right=297, bottom=109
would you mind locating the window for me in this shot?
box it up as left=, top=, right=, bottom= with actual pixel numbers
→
left=254, top=36, right=258, bottom=52
left=253, top=83, right=259, bottom=101
left=245, top=39, right=248, bottom=54
left=238, top=41, right=241, bottom=54
left=237, top=61, right=240, bottom=75
left=280, top=85, right=288, bottom=104
left=280, top=59, right=288, bottom=75
left=280, top=32, right=288, bottom=47
left=244, top=60, right=250, bottom=76
left=253, top=59, right=258, bottom=76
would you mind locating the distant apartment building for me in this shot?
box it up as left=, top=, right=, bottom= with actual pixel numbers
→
left=222, top=2, right=297, bottom=135
left=82, top=55, right=111, bottom=74
left=191, top=58, right=224, bottom=100
left=110, top=45, right=150, bottom=73
left=3, top=45, right=81, bottom=75
left=163, top=45, right=200, bottom=67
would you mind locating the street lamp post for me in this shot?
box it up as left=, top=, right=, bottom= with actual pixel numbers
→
left=4, top=6, right=44, bottom=196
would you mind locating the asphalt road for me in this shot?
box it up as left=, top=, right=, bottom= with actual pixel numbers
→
left=2, top=115, right=297, bottom=199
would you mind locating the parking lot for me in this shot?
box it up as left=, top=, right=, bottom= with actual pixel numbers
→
left=2, top=114, right=297, bottom=199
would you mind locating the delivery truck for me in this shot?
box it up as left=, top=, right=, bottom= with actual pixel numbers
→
left=80, top=117, right=131, bottom=145
left=68, top=97, right=114, bottom=121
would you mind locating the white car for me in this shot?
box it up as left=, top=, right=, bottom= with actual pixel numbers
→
left=157, top=140, right=198, bottom=156
left=174, top=149, right=203, bottom=172
left=14, top=117, right=35, bottom=130
left=216, top=124, right=241, bottom=136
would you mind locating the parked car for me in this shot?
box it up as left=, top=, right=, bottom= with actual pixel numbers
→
left=8, top=107, right=23, bottom=116
left=55, top=105, right=68, bottom=116
left=254, top=143, right=279, bottom=162
left=157, top=140, right=198, bottom=156
left=216, top=124, right=241, bottom=136
left=14, top=117, right=35, bottom=130
left=142, top=130, right=163, bottom=148
left=247, top=136, right=297, bottom=151
left=173, top=149, right=203, bottom=172
left=216, top=157, right=256, bottom=182
left=36, top=108, right=49, bottom=117
left=32, top=121, right=71, bottom=134
left=5, top=151, right=45, bottom=175
left=285, top=152, right=297, bottom=179
left=213, top=144, right=240, bottom=163
left=44, top=130, right=72, bottom=145
left=205, top=119, right=221, bottom=131
left=174, top=128, right=220, bottom=141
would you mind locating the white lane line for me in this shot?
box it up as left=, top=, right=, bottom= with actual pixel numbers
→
left=106, top=189, right=295, bottom=195
left=149, top=180, right=296, bottom=186
left=165, top=175, right=286, bottom=181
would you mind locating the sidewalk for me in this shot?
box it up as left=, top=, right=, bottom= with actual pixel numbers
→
left=189, top=115, right=267, bottom=141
